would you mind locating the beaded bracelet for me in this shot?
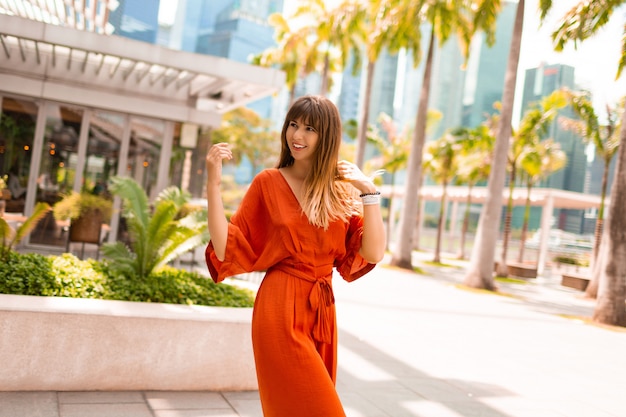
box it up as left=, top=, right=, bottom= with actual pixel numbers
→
left=360, top=191, right=381, bottom=206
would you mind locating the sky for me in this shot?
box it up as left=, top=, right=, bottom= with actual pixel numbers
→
left=158, top=0, right=626, bottom=115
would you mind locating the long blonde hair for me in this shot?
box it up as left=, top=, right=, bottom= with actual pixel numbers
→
left=277, top=95, right=360, bottom=229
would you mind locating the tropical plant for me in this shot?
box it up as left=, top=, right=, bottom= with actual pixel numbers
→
left=543, top=0, right=626, bottom=326
left=251, top=13, right=312, bottom=105
left=0, top=202, right=50, bottom=260
left=292, top=0, right=366, bottom=96
left=392, top=0, right=502, bottom=271
left=354, top=0, right=411, bottom=168
left=497, top=89, right=567, bottom=276
left=517, top=139, right=567, bottom=263
left=423, top=132, right=461, bottom=263
left=454, top=124, right=494, bottom=260
left=52, top=191, right=113, bottom=223
left=366, top=112, right=410, bottom=250
left=101, top=177, right=209, bottom=280
left=367, top=110, right=442, bottom=251
left=211, top=107, right=280, bottom=178
left=560, top=91, right=622, bottom=298
left=465, top=0, right=526, bottom=290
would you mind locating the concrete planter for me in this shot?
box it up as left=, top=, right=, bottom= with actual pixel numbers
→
left=0, top=294, right=256, bottom=391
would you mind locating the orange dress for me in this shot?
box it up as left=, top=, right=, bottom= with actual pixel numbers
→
left=205, top=168, right=375, bottom=417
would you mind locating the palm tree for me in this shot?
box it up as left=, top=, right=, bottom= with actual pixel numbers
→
left=453, top=125, right=494, bottom=260
left=561, top=91, right=621, bottom=298
left=251, top=13, right=310, bottom=105
left=367, top=112, right=411, bottom=250
left=464, top=0, right=525, bottom=290
left=517, top=139, right=567, bottom=263
left=544, top=0, right=626, bottom=326
left=211, top=107, right=280, bottom=178
left=497, top=90, right=567, bottom=276
left=423, top=133, right=460, bottom=263
left=293, top=0, right=365, bottom=96
left=392, top=0, right=502, bottom=271
left=354, top=0, right=416, bottom=168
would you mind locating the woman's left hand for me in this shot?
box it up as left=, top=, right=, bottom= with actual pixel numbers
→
left=336, top=160, right=376, bottom=194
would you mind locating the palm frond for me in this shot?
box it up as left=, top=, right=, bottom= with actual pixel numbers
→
left=156, top=186, right=190, bottom=207
left=101, top=242, right=137, bottom=276
left=108, top=176, right=150, bottom=229
left=11, top=202, right=51, bottom=247
left=155, top=230, right=209, bottom=271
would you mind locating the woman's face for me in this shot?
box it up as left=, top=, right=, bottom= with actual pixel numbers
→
left=286, top=117, right=319, bottom=163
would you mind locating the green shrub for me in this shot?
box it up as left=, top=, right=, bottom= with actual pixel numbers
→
left=100, top=264, right=255, bottom=307
left=553, top=254, right=590, bottom=267
left=0, top=252, right=254, bottom=308
left=0, top=251, right=53, bottom=295
left=0, top=252, right=108, bottom=298
left=49, top=253, right=109, bottom=298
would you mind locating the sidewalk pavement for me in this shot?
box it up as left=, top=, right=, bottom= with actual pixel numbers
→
left=2, top=252, right=625, bottom=417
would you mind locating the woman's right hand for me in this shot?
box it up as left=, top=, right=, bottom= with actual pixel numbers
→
left=205, top=143, right=232, bottom=261
left=206, top=143, right=233, bottom=185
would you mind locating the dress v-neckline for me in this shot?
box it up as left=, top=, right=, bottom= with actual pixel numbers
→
left=275, top=168, right=306, bottom=216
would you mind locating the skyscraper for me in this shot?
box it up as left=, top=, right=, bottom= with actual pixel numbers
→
left=462, top=1, right=516, bottom=129
left=521, top=63, right=589, bottom=234
left=109, top=0, right=161, bottom=43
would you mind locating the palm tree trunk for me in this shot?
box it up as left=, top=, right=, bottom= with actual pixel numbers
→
left=390, top=27, right=435, bottom=270
left=586, top=160, right=609, bottom=298
left=433, top=181, right=447, bottom=263
left=386, top=171, right=396, bottom=251
left=497, top=168, right=516, bottom=276
left=458, top=184, right=474, bottom=260
left=517, top=182, right=533, bottom=263
left=289, top=85, right=296, bottom=107
left=593, top=114, right=626, bottom=327
left=464, top=0, right=524, bottom=290
left=356, top=60, right=376, bottom=168
left=320, top=53, right=330, bottom=96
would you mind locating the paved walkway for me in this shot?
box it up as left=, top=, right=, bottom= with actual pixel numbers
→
left=2, top=252, right=626, bottom=417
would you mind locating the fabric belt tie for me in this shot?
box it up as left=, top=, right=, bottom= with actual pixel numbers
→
left=271, top=262, right=335, bottom=345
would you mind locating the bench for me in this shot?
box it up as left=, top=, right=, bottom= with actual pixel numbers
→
left=495, top=262, right=538, bottom=278
left=561, top=273, right=590, bottom=291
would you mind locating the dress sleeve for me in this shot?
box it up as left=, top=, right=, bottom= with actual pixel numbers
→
left=335, top=214, right=376, bottom=282
left=205, top=176, right=271, bottom=283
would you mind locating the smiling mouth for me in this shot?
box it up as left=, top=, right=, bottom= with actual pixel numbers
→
left=293, top=143, right=306, bottom=150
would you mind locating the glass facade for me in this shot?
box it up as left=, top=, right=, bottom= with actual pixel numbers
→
left=0, top=93, right=184, bottom=251
left=109, top=0, right=161, bottom=43
left=521, top=64, right=589, bottom=234
left=0, top=97, right=37, bottom=216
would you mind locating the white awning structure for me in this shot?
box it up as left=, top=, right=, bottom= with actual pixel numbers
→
left=416, top=185, right=603, bottom=210
left=0, top=14, right=285, bottom=127
left=0, top=0, right=118, bottom=34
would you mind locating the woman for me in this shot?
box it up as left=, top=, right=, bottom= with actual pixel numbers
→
left=205, top=95, right=385, bottom=416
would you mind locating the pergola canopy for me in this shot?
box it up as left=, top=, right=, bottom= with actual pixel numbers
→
left=0, top=0, right=118, bottom=34
left=0, top=14, right=285, bottom=126
left=382, top=184, right=604, bottom=276
left=412, top=185, right=604, bottom=211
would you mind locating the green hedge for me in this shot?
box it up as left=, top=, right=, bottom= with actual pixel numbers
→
left=0, top=252, right=254, bottom=308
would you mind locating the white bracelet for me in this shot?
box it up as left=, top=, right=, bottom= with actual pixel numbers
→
left=361, top=193, right=380, bottom=206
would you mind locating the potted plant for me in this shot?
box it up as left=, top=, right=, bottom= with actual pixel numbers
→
left=53, top=191, right=113, bottom=245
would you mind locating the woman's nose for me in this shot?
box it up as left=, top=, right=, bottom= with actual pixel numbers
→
left=293, top=127, right=304, bottom=139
